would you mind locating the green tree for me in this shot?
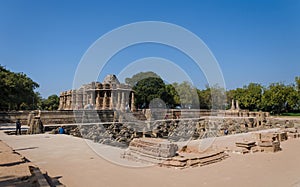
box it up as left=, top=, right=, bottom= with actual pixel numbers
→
left=294, top=76, right=300, bottom=111
left=197, top=85, right=226, bottom=110
left=125, top=71, right=159, bottom=87
left=261, top=83, right=296, bottom=114
left=197, top=87, right=211, bottom=109
left=295, top=76, right=300, bottom=92
left=210, top=84, right=226, bottom=110
left=165, top=84, right=180, bottom=107
left=41, top=94, right=59, bottom=110
left=0, top=65, right=40, bottom=110
left=172, top=81, right=199, bottom=109
left=133, top=77, right=171, bottom=108
left=231, top=83, right=263, bottom=111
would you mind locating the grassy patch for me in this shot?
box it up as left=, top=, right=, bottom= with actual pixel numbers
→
left=281, top=113, right=300, bottom=116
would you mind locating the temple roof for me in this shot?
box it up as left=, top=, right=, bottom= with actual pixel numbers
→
left=103, top=74, right=120, bottom=84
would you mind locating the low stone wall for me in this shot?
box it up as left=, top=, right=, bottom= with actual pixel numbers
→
left=0, top=110, right=115, bottom=125
left=143, top=109, right=270, bottom=120
left=0, top=111, right=30, bottom=125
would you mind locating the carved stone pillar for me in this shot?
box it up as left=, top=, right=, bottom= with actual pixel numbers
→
left=117, top=91, right=121, bottom=110
left=96, top=91, right=101, bottom=110
left=63, top=93, right=67, bottom=110
left=86, top=92, right=90, bottom=106
left=82, top=91, right=86, bottom=107
left=75, top=91, right=83, bottom=109
left=58, top=93, right=63, bottom=110
left=69, top=91, right=73, bottom=110
left=230, top=99, right=235, bottom=110
left=110, top=91, right=114, bottom=109
left=120, top=91, right=125, bottom=111
left=91, top=91, right=95, bottom=106
left=131, top=92, right=136, bottom=112
left=236, top=100, right=240, bottom=110
left=71, top=90, right=75, bottom=110
left=103, top=91, right=107, bottom=109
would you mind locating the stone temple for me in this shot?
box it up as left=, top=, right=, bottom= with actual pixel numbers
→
left=58, top=75, right=135, bottom=111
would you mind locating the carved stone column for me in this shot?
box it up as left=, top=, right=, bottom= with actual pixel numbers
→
left=230, top=99, right=235, bottom=110
left=76, top=91, right=83, bottom=109
left=236, top=100, right=240, bottom=110
left=58, top=93, right=63, bottom=110
left=103, top=91, right=107, bottom=109
left=120, top=91, right=125, bottom=111
left=63, top=93, right=67, bottom=110
left=91, top=91, right=95, bottom=107
left=110, top=90, right=114, bottom=109
left=117, top=91, right=121, bottom=110
left=95, top=91, right=101, bottom=110
left=131, top=92, right=136, bottom=112
left=82, top=91, right=86, bottom=107
left=71, top=90, right=75, bottom=110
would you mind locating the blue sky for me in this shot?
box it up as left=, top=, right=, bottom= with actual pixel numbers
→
left=0, top=0, right=299, bottom=98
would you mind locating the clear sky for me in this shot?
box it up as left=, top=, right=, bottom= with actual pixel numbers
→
left=0, top=0, right=299, bottom=98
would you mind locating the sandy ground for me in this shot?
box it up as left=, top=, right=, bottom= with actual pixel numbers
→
left=1, top=124, right=300, bottom=187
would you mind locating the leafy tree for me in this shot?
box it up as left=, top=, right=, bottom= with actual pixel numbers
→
left=197, top=87, right=211, bottom=109
left=125, top=71, right=159, bottom=87
left=210, top=84, right=226, bottom=110
left=133, top=77, right=171, bottom=108
left=0, top=65, right=40, bottom=110
left=295, top=76, right=300, bottom=92
left=165, top=84, right=180, bottom=107
left=230, top=83, right=263, bottom=111
left=172, top=81, right=199, bottom=109
left=294, top=77, right=300, bottom=111
left=261, top=83, right=296, bottom=114
left=40, top=94, right=59, bottom=110
left=197, top=85, right=226, bottom=110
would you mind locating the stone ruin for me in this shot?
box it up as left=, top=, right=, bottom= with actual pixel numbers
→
left=162, top=150, right=228, bottom=168
left=58, top=74, right=135, bottom=112
left=77, top=119, right=203, bottom=148
left=27, top=110, right=44, bottom=134
left=122, top=137, right=228, bottom=169
left=233, top=127, right=300, bottom=154
left=76, top=115, right=300, bottom=150
left=123, top=138, right=178, bottom=163
left=230, top=99, right=240, bottom=111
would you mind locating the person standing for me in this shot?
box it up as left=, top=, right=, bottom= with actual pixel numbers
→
left=15, top=119, right=21, bottom=135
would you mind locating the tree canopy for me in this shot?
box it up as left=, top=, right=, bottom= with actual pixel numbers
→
left=40, top=94, right=60, bottom=111
left=125, top=71, right=160, bottom=87
left=133, top=76, right=171, bottom=108
left=230, top=83, right=263, bottom=111
left=128, top=71, right=300, bottom=114
left=0, top=65, right=60, bottom=111
left=0, top=65, right=40, bottom=110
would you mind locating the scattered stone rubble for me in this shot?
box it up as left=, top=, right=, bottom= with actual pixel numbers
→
left=77, top=118, right=204, bottom=148
left=162, top=150, right=228, bottom=169
left=233, top=127, right=299, bottom=154
left=79, top=123, right=143, bottom=147
left=122, top=138, right=178, bottom=164
left=122, top=138, right=228, bottom=169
